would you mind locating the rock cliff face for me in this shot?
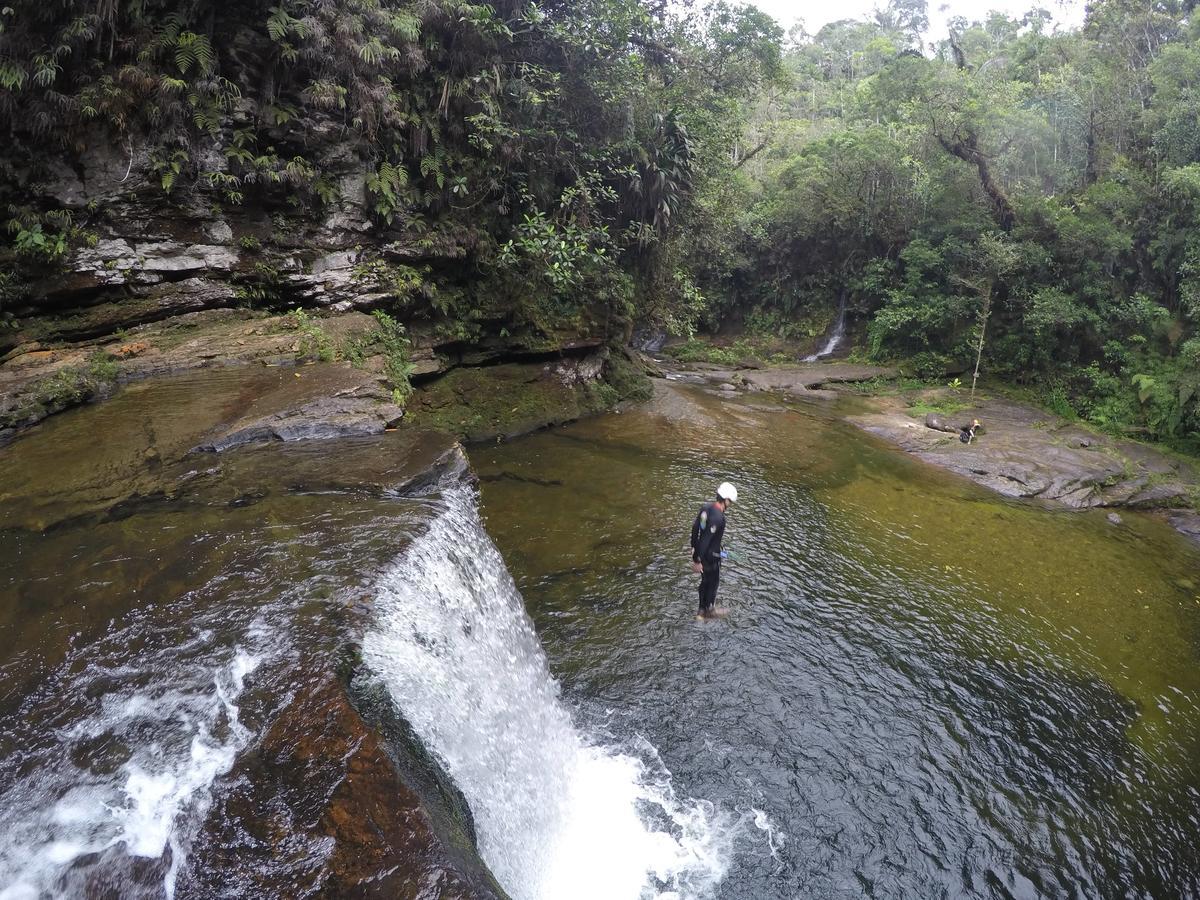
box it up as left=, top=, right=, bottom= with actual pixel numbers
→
left=6, top=139, right=558, bottom=335
left=0, top=129, right=642, bottom=442
left=0, top=133, right=657, bottom=444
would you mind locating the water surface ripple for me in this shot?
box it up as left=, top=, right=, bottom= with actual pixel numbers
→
left=475, top=385, right=1200, bottom=899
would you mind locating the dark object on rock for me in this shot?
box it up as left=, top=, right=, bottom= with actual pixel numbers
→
left=1107, top=512, right=1123, bottom=525
left=959, top=419, right=983, bottom=444
left=924, top=413, right=957, bottom=434
left=1078, top=438, right=1092, bottom=448
left=737, top=356, right=766, bottom=370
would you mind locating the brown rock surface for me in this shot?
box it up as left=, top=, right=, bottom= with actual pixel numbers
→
left=846, top=393, right=1200, bottom=543
left=195, top=365, right=403, bottom=452
left=179, top=670, right=506, bottom=899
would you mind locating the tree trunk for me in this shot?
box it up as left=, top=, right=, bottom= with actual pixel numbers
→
left=1084, top=107, right=1098, bottom=186
left=937, top=134, right=1015, bottom=232
left=971, top=284, right=992, bottom=402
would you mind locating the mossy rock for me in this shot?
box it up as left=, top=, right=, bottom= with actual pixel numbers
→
left=407, top=361, right=609, bottom=442
left=603, top=349, right=653, bottom=403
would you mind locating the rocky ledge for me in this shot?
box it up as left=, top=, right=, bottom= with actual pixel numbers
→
left=648, top=356, right=1200, bottom=546
left=846, top=392, right=1200, bottom=545
left=180, top=664, right=508, bottom=899
left=0, top=359, right=508, bottom=896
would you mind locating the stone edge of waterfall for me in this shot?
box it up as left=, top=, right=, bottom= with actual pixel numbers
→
left=350, top=447, right=508, bottom=899
left=340, top=448, right=509, bottom=899
left=176, top=446, right=508, bottom=898
left=349, top=670, right=512, bottom=899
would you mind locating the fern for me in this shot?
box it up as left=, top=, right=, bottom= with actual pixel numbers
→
left=358, top=37, right=398, bottom=66
left=313, top=176, right=341, bottom=206
left=31, top=53, right=60, bottom=87
left=366, top=160, right=410, bottom=223
left=419, top=152, right=446, bottom=188
left=174, top=32, right=214, bottom=76
left=284, top=156, right=315, bottom=184
left=267, top=5, right=310, bottom=43
left=0, top=62, right=26, bottom=90
left=386, top=11, right=420, bottom=42
left=266, top=6, right=291, bottom=41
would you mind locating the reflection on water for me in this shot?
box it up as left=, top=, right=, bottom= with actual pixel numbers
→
left=476, top=383, right=1200, bottom=898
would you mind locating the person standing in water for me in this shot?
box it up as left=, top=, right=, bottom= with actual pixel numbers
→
left=691, top=482, right=737, bottom=619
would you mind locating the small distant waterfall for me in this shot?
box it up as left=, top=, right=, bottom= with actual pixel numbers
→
left=803, top=291, right=848, bottom=362
left=362, top=484, right=735, bottom=900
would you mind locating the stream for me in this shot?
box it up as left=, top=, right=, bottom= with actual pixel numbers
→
left=471, top=385, right=1200, bottom=898
left=1, top=375, right=1199, bottom=898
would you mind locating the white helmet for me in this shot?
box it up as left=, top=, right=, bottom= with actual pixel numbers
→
left=717, top=482, right=738, bottom=504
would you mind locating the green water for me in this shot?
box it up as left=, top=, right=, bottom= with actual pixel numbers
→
left=2, top=370, right=1199, bottom=898
left=475, top=382, right=1200, bottom=897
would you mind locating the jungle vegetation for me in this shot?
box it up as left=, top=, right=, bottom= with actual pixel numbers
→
left=718, top=0, right=1200, bottom=450
left=1, top=0, right=1199, bottom=449
left=0, top=0, right=783, bottom=337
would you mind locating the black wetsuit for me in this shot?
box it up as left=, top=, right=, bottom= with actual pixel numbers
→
left=691, top=501, right=726, bottom=614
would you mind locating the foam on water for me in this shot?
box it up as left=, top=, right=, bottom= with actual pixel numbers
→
left=363, top=483, right=754, bottom=900
left=0, top=648, right=260, bottom=899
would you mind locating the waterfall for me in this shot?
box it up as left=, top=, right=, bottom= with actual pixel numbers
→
left=803, top=291, right=848, bottom=362
left=362, top=484, right=735, bottom=900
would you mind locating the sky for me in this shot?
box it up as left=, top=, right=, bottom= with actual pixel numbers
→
left=749, top=0, right=1086, bottom=42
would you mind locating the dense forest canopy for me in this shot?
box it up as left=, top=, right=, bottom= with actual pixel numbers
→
left=0, top=0, right=782, bottom=337
left=1, top=0, right=1199, bottom=448
left=714, top=0, right=1200, bottom=449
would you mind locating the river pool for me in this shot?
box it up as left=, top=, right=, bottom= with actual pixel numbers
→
left=1, top=374, right=1198, bottom=900
left=473, top=383, right=1200, bottom=899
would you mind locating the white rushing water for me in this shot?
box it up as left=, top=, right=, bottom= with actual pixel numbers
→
left=362, top=484, right=740, bottom=900
left=0, top=644, right=261, bottom=900
left=803, top=292, right=848, bottom=362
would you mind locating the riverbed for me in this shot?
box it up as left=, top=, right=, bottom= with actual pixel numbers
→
left=1, top=375, right=1198, bottom=899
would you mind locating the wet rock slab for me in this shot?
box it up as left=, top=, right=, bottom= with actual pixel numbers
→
left=0, top=310, right=385, bottom=438
left=0, top=366, right=452, bottom=531
left=195, top=365, right=403, bottom=451
left=738, top=362, right=899, bottom=394
left=179, top=669, right=506, bottom=899
left=847, top=394, right=1200, bottom=543
left=659, top=360, right=898, bottom=400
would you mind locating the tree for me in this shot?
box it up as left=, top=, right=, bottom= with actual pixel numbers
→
left=951, top=232, right=1018, bottom=398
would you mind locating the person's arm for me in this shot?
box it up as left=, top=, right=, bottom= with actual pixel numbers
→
left=694, top=508, right=724, bottom=564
